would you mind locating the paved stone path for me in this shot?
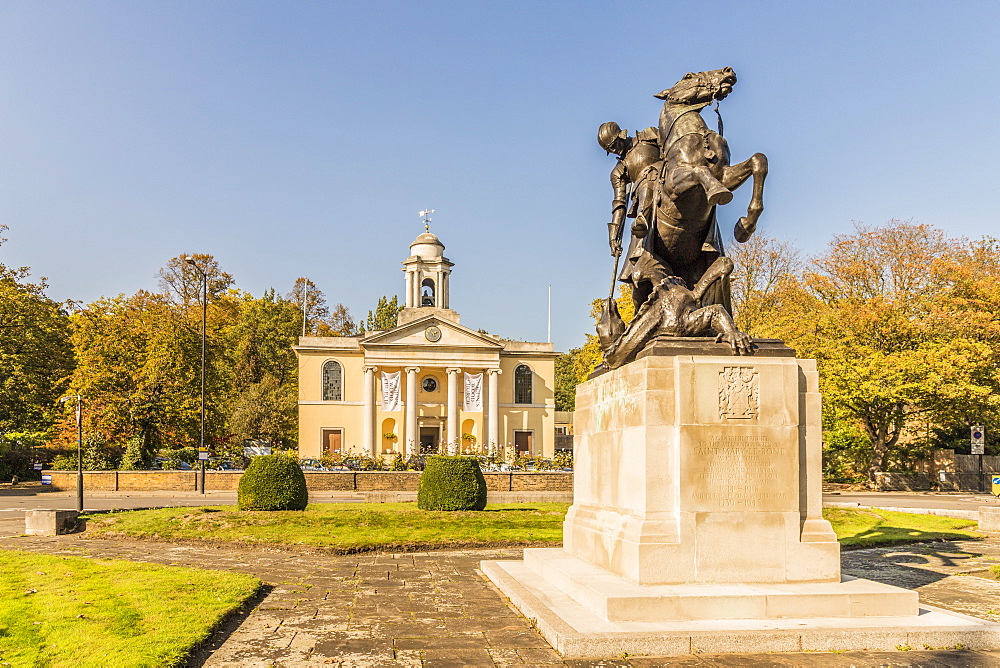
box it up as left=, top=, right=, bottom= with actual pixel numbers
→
left=2, top=531, right=1000, bottom=666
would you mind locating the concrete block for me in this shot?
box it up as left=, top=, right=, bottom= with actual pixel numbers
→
left=980, top=506, right=1000, bottom=531
left=25, top=509, right=79, bottom=536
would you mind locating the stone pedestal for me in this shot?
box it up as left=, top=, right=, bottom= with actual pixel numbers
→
left=482, top=350, right=1000, bottom=657
left=565, top=354, right=838, bottom=587
left=25, top=509, right=79, bottom=536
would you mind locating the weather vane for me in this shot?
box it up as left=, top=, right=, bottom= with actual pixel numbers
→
left=419, top=208, right=435, bottom=232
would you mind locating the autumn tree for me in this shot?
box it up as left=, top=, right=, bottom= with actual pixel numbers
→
left=0, top=226, right=74, bottom=433
left=287, top=277, right=329, bottom=336
left=66, top=290, right=205, bottom=463
left=327, top=303, right=359, bottom=336
left=728, top=234, right=801, bottom=336
left=287, top=277, right=358, bottom=336
left=158, top=253, right=234, bottom=305
left=751, top=221, right=1000, bottom=481
left=555, top=285, right=634, bottom=410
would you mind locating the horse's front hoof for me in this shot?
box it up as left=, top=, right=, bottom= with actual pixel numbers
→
left=708, top=188, right=733, bottom=207
left=734, top=217, right=756, bottom=243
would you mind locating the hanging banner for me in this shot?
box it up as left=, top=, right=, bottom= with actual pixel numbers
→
left=381, top=371, right=401, bottom=411
left=464, top=372, right=483, bottom=411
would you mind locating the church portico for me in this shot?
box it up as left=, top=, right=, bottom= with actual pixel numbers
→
left=296, top=226, right=558, bottom=460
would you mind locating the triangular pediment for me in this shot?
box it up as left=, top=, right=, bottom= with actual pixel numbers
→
left=360, top=315, right=503, bottom=350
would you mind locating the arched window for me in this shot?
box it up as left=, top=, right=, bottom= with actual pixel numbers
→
left=421, top=278, right=436, bottom=307
left=514, top=364, right=532, bottom=404
left=322, top=360, right=343, bottom=401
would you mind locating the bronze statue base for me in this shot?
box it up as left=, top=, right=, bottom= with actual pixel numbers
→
left=589, top=337, right=795, bottom=379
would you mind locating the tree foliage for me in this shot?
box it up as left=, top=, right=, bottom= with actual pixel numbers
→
left=364, top=295, right=402, bottom=332
left=740, top=223, right=1000, bottom=481
left=237, top=453, right=309, bottom=511
left=286, top=277, right=358, bottom=336
left=60, top=255, right=316, bottom=464
left=570, top=224, right=1000, bottom=484
left=0, top=226, right=74, bottom=433
left=157, top=253, right=234, bottom=305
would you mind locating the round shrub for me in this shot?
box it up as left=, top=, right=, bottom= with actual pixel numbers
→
left=238, top=454, right=309, bottom=511
left=417, top=456, right=487, bottom=511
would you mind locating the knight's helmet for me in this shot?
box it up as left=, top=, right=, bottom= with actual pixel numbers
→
left=598, top=121, right=625, bottom=154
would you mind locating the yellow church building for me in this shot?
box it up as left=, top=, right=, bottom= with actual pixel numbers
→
left=295, top=229, right=559, bottom=459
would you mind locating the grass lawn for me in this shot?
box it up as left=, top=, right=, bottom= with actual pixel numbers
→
left=86, top=502, right=567, bottom=551
left=86, top=502, right=982, bottom=553
left=826, top=507, right=981, bottom=548
left=0, top=550, right=260, bottom=668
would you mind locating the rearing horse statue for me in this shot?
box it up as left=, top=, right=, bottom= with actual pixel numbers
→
left=653, top=67, right=767, bottom=253
left=597, top=67, right=766, bottom=368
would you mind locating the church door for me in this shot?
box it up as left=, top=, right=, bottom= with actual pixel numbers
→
left=514, top=430, right=533, bottom=457
left=322, top=429, right=343, bottom=455
left=419, top=426, right=439, bottom=454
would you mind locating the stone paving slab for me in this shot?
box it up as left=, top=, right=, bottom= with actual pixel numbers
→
left=2, top=531, right=1000, bottom=665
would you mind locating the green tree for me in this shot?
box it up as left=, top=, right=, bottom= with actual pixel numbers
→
left=364, top=295, right=402, bottom=331
left=0, top=226, right=74, bottom=433
left=221, top=289, right=301, bottom=448
left=554, top=348, right=581, bottom=411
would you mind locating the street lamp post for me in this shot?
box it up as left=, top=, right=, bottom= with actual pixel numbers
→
left=60, top=395, right=83, bottom=512
left=184, top=256, right=208, bottom=495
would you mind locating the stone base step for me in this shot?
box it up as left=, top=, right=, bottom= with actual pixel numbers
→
left=480, top=557, right=1000, bottom=658
left=521, top=548, right=915, bottom=622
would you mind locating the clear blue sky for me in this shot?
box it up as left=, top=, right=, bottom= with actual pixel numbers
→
left=2, top=1, right=998, bottom=352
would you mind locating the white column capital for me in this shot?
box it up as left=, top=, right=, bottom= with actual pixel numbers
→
left=404, top=366, right=421, bottom=374
left=486, top=368, right=502, bottom=376
left=446, top=367, right=462, bottom=376
left=363, top=365, right=379, bottom=373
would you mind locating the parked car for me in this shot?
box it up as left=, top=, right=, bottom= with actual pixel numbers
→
left=152, top=458, right=192, bottom=470
left=298, top=458, right=329, bottom=472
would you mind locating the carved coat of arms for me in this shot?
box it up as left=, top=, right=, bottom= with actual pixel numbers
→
left=719, top=366, right=759, bottom=419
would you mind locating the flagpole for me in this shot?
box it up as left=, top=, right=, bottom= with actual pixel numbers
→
left=547, top=285, right=551, bottom=343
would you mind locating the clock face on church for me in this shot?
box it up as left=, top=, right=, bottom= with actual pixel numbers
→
left=421, top=377, right=438, bottom=392
left=424, top=325, right=442, bottom=342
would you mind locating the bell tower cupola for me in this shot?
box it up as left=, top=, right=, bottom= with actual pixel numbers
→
left=399, top=211, right=459, bottom=325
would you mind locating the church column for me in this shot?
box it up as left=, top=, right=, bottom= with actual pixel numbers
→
left=446, top=367, right=462, bottom=455
left=363, top=365, right=378, bottom=456
left=487, top=369, right=501, bottom=455
left=404, top=366, right=420, bottom=457
left=441, top=269, right=449, bottom=308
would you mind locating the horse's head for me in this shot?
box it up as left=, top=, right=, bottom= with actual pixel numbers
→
left=654, top=67, right=737, bottom=106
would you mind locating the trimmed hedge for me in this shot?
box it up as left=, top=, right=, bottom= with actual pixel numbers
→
left=417, top=456, right=487, bottom=511
left=238, top=454, right=309, bottom=511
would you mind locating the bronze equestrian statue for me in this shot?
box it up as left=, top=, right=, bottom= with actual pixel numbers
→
left=597, top=67, right=766, bottom=367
